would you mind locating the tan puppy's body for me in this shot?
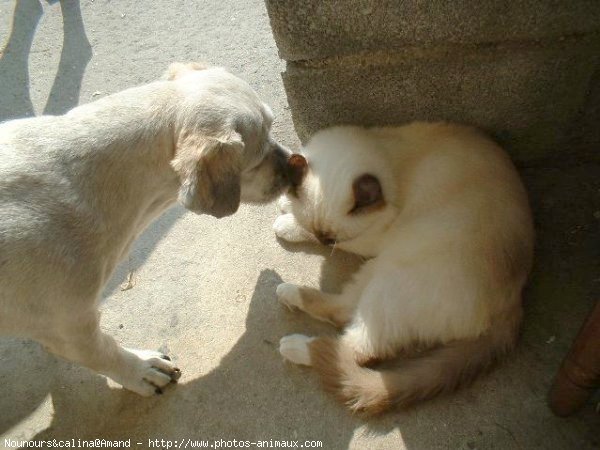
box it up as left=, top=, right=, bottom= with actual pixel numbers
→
left=0, top=63, right=290, bottom=395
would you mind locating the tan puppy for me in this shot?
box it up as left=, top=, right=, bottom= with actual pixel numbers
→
left=0, top=63, right=291, bottom=395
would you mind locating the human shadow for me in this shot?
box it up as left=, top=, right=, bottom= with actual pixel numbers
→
left=0, top=0, right=91, bottom=122
left=0, top=0, right=43, bottom=121
left=43, top=0, right=92, bottom=115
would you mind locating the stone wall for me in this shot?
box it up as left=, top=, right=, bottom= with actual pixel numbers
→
left=265, top=1, right=600, bottom=164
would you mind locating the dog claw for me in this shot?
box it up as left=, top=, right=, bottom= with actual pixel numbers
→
left=171, top=368, right=182, bottom=382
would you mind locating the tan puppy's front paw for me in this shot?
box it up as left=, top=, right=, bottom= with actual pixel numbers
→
left=112, top=348, right=181, bottom=396
left=280, top=334, right=314, bottom=366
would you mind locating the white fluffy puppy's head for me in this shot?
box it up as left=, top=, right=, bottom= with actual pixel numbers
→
left=283, top=127, right=398, bottom=248
left=167, top=62, right=291, bottom=218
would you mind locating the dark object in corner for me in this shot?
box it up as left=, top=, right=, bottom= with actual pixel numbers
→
left=549, top=300, right=600, bottom=416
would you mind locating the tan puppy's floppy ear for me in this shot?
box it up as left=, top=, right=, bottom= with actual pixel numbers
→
left=163, top=62, right=210, bottom=80
left=171, top=130, right=244, bottom=218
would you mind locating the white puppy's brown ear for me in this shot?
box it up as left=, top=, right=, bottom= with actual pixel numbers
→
left=171, top=130, right=244, bottom=218
left=287, top=154, right=307, bottom=197
left=350, top=174, right=385, bottom=214
left=163, top=62, right=210, bottom=80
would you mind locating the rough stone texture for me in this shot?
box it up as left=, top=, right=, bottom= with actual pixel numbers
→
left=265, top=0, right=600, bottom=164
left=266, top=0, right=600, bottom=61
left=567, top=64, right=600, bottom=160
left=1, top=1, right=599, bottom=449
left=283, top=38, right=599, bottom=163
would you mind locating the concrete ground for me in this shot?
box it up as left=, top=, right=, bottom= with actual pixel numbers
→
left=0, top=1, right=598, bottom=449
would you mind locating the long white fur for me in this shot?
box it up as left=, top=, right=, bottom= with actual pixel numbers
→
left=275, top=123, right=534, bottom=413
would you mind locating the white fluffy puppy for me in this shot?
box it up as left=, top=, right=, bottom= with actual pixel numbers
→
left=0, top=62, right=291, bottom=395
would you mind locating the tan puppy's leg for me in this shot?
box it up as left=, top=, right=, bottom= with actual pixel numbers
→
left=276, top=284, right=357, bottom=327
left=42, top=312, right=181, bottom=396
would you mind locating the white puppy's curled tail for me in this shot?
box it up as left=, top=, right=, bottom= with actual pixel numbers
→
left=309, top=313, right=521, bottom=415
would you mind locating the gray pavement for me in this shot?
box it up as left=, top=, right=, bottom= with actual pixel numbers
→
left=0, top=1, right=598, bottom=449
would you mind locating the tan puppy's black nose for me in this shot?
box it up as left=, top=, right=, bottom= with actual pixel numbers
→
left=273, top=143, right=291, bottom=174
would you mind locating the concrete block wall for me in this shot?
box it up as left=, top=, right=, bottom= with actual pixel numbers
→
left=265, top=1, right=600, bottom=164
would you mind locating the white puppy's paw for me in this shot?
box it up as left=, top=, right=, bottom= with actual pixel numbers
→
left=280, top=334, right=315, bottom=366
left=276, top=283, right=303, bottom=310
left=277, top=195, right=293, bottom=214
left=273, top=213, right=302, bottom=241
left=114, top=348, right=181, bottom=396
left=273, top=214, right=312, bottom=243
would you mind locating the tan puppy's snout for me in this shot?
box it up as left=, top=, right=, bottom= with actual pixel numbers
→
left=273, top=143, right=292, bottom=184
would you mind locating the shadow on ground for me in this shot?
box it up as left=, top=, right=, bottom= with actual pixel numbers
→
left=0, top=0, right=43, bottom=120
left=0, top=0, right=92, bottom=121
left=5, top=271, right=374, bottom=448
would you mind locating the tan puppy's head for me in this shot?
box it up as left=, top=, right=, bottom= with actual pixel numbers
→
left=167, top=62, right=291, bottom=218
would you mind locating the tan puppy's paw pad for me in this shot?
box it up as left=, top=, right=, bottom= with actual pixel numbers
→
left=276, top=283, right=302, bottom=310
left=280, top=334, right=314, bottom=366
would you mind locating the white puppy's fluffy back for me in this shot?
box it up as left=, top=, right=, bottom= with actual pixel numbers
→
left=285, top=123, right=534, bottom=413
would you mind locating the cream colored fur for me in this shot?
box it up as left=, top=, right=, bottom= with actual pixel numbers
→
left=0, top=62, right=290, bottom=395
left=274, top=123, right=534, bottom=414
